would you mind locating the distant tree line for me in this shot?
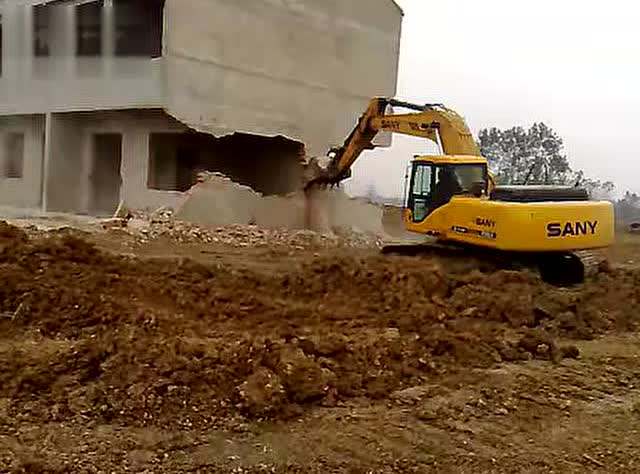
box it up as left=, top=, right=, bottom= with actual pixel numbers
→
left=479, top=123, right=638, bottom=223
left=478, top=123, right=616, bottom=196
left=617, top=191, right=640, bottom=224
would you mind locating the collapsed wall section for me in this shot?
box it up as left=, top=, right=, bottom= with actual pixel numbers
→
left=174, top=173, right=385, bottom=235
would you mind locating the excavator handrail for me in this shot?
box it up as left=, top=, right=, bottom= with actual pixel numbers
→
left=385, top=98, right=445, bottom=111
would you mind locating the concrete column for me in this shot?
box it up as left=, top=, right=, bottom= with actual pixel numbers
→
left=304, top=187, right=332, bottom=232
left=102, top=0, right=115, bottom=77
left=42, top=113, right=52, bottom=212
left=79, top=132, right=92, bottom=215
left=2, top=4, right=22, bottom=86
left=119, top=129, right=142, bottom=209
left=0, top=133, right=6, bottom=179
left=22, top=6, right=34, bottom=78
left=49, top=4, right=76, bottom=78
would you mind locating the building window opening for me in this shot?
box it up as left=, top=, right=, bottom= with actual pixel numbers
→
left=148, top=133, right=197, bottom=192
left=77, top=1, right=102, bottom=56
left=34, top=5, right=51, bottom=57
left=2, top=133, right=25, bottom=179
left=114, top=0, right=164, bottom=58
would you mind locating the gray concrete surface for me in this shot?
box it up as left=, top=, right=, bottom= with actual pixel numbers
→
left=164, top=0, right=402, bottom=155
left=0, top=0, right=402, bottom=212
left=43, top=110, right=188, bottom=214
left=0, top=115, right=45, bottom=209
left=0, top=1, right=164, bottom=115
left=1, top=0, right=401, bottom=150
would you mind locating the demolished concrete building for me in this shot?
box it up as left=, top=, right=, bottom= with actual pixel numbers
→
left=0, top=0, right=402, bottom=216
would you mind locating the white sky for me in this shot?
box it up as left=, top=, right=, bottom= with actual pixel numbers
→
left=345, top=0, right=640, bottom=198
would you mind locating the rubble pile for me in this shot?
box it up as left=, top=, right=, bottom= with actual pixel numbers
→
left=107, top=207, right=384, bottom=249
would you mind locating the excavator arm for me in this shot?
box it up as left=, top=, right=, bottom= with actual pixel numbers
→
left=305, top=97, right=482, bottom=188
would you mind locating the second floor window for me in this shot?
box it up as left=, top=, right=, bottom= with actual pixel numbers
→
left=30, top=0, right=164, bottom=59
left=77, top=1, right=102, bottom=56
left=34, top=5, right=50, bottom=57
left=114, top=0, right=163, bottom=58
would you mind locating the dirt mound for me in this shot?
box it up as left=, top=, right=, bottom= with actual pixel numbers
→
left=0, top=222, right=639, bottom=430
left=0, top=221, right=28, bottom=242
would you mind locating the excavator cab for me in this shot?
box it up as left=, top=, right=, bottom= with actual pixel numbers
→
left=406, top=156, right=489, bottom=223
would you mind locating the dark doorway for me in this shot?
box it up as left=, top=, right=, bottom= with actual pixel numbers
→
left=90, top=133, right=123, bottom=216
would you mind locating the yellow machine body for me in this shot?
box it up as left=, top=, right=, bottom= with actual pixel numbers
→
left=403, top=155, right=615, bottom=252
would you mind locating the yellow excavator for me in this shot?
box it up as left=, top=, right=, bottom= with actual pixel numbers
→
left=305, top=98, right=615, bottom=285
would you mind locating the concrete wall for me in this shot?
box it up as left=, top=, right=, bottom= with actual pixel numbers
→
left=1, top=0, right=401, bottom=147
left=44, top=110, right=187, bottom=213
left=0, top=115, right=45, bottom=209
left=0, top=2, right=165, bottom=116
left=0, top=0, right=402, bottom=213
left=163, top=0, right=402, bottom=155
left=46, top=113, right=84, bottom=212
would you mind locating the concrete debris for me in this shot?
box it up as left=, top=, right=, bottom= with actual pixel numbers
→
left=117, top=212, right=383, bottom=250
left=173, top=171, right=386, bottom=235
left=98, top=171, right=389, bottom=249
left=175, top=172, right=258, bottom=228
left=149, top=206, right=174, bottom=224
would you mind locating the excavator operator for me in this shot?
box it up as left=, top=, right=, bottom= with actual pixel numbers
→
left=431, top=166, right=462, bottom=210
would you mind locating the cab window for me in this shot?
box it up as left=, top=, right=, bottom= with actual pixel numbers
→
left=408, top=162, right=488, bottom=223
left=409, top=163, right=433, bottom=222
left=453, top=164, right=487, bottom=194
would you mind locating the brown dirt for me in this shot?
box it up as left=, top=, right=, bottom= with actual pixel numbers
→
left=1, top=221, right=640, bottom=472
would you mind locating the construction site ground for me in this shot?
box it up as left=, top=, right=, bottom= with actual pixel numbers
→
left=1, top=212, right=640, bottom=473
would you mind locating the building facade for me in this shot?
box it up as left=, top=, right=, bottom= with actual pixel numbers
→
left=0, top=0, right=402, bottom=215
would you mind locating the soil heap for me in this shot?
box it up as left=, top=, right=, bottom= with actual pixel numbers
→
left=0, top=221, right=638, bottom=430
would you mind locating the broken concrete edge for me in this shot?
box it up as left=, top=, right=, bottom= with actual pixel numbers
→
left=165, top=108, right=308, bottom=161
left=164, top=108, right=348, bottom=191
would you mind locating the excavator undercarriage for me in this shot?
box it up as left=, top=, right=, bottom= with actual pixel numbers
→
left=380, top=240, right=608, bottom=286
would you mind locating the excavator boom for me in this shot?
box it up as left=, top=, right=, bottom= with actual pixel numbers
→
left=306, top=97, right=481, bottom=188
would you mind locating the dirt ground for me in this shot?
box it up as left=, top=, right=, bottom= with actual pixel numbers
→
left=1, top=218, right=640, bottom=473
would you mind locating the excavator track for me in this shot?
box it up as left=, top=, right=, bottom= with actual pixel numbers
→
left=381, top=240, right=609, bottom=286
left=572, top=249, right=609, bottom=277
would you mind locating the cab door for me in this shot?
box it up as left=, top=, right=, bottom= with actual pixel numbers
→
left=406, top=162, right=435, bottom=223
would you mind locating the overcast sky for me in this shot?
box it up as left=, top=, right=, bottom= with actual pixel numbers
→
left=346, top=0, right=640, bottom=198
